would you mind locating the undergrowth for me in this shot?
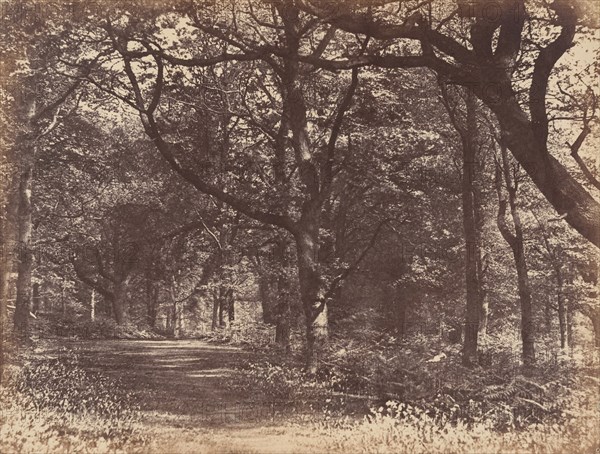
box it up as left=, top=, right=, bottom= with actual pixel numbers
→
left=0, top=352, right=148, bottom=453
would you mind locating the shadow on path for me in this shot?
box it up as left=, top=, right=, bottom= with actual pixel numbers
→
left=44, top=340, right=260, bottom=422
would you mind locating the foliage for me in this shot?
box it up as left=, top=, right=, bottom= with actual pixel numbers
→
left=320, top=399, right=600, bottom=454
left=232, top=361, right=343, bottom=402
left=50, top=314, right=164, bottom=340
left=0, top=356, right=147, bottom=453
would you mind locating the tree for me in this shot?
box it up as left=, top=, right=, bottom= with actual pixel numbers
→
left=299, top=0, right=600, bottom=247
left=494, top=136, right=536, bottom=364
left=439, top=85, right=488, bottom=365
left=70, top=1, right=366, bottom=371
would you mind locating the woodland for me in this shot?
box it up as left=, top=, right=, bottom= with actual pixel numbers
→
left=0, top=1, right=599, bottom=453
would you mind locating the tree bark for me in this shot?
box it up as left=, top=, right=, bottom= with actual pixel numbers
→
left=211, top=292, right=219, bottom=331
left=14, top=159, right=34, bottom=337
left=556, top=269, right=567, bottom=349
left=296, top=226, right=327, bottom=374
left=145, top=280, right=157, bottom=327
left=395, top=297, right=407, bottom=339
left=32, top=282, right=40, bottom=314
left=259, top=275, right=275, bottom=324
left=566, top=300, right=573, bottom=351
left=90, top=289, right=96, bottom=321
left=300, top=2, right=600, bottom=247
left=111, top=280, right=128, bottom=325
left=218, top=288, right=226, bottom=327
left=461, top=92, right=482, bottom=366
left=591, top=312, right=600, bottom=348
left=495, top=140, right=536, bottom=365
left=227, top=289, right=235, bottom=323
left=274, top=237, right=291, bottom=351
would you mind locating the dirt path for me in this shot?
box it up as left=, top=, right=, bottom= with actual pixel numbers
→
left=43, top=340, right=262, bottom=420
left=38, top=339, right=358, bottom=453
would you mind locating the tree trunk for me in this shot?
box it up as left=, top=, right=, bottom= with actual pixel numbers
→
left=90, top=289, right=96, bottom=321
left=227, top=289, right=235, bottom=323
left=515, top=250, right=535, bottom=364
left=259, top=276, right=274, bottom=324
left=14, top=157, right=34, bottom=337
left=490, top=98, right=600, bottom=247
left=112, top=281, right=128, bottom=325
left=169, top=276, right=180, bottom=337
left=32, top=282, right=40, bottom=314
left=566, top=299, right=574, bottom=352
left=395, top=295, right=407, bottom=338
left=556, top=269, right=567, bottom=349
left=590, top=312, right=600, bottom=348
left=274, top=237, right=291, bottom=351
left=495, top=141, right=536, bottom=365
left=211, top=292, right=219, bottom=331
left=296, top=226, right=327, bottom=374
left=544, top=296, right=552, bottom=332
left=145, top=279, right=157, bottom=327
left=461, top=92, right=482, bottom=366
left=218, top=290, right=225, bottom=327
left=1, top=173, right=19, bottom=352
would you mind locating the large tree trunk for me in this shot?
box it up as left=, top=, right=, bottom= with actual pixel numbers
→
left=1, top=172, right=18, bottom=338
left=296, top=225, right=327, bottom=374
left=13, top=60, right=42, bottom=340
left=14, top=158, right=34, bottom=337
left=112, top=280, right=128, bottom=325
left=1, top=172, right=18, bottom=384
left=145, top=281, right=158, bottom=327
left=515, top=252, right=535, bottom=363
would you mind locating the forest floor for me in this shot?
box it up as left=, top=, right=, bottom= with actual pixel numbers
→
left=36, top=339, right=352, bottom=453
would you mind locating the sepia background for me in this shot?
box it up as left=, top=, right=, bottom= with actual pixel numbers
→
left=0, top=0, right=599, bottom=452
